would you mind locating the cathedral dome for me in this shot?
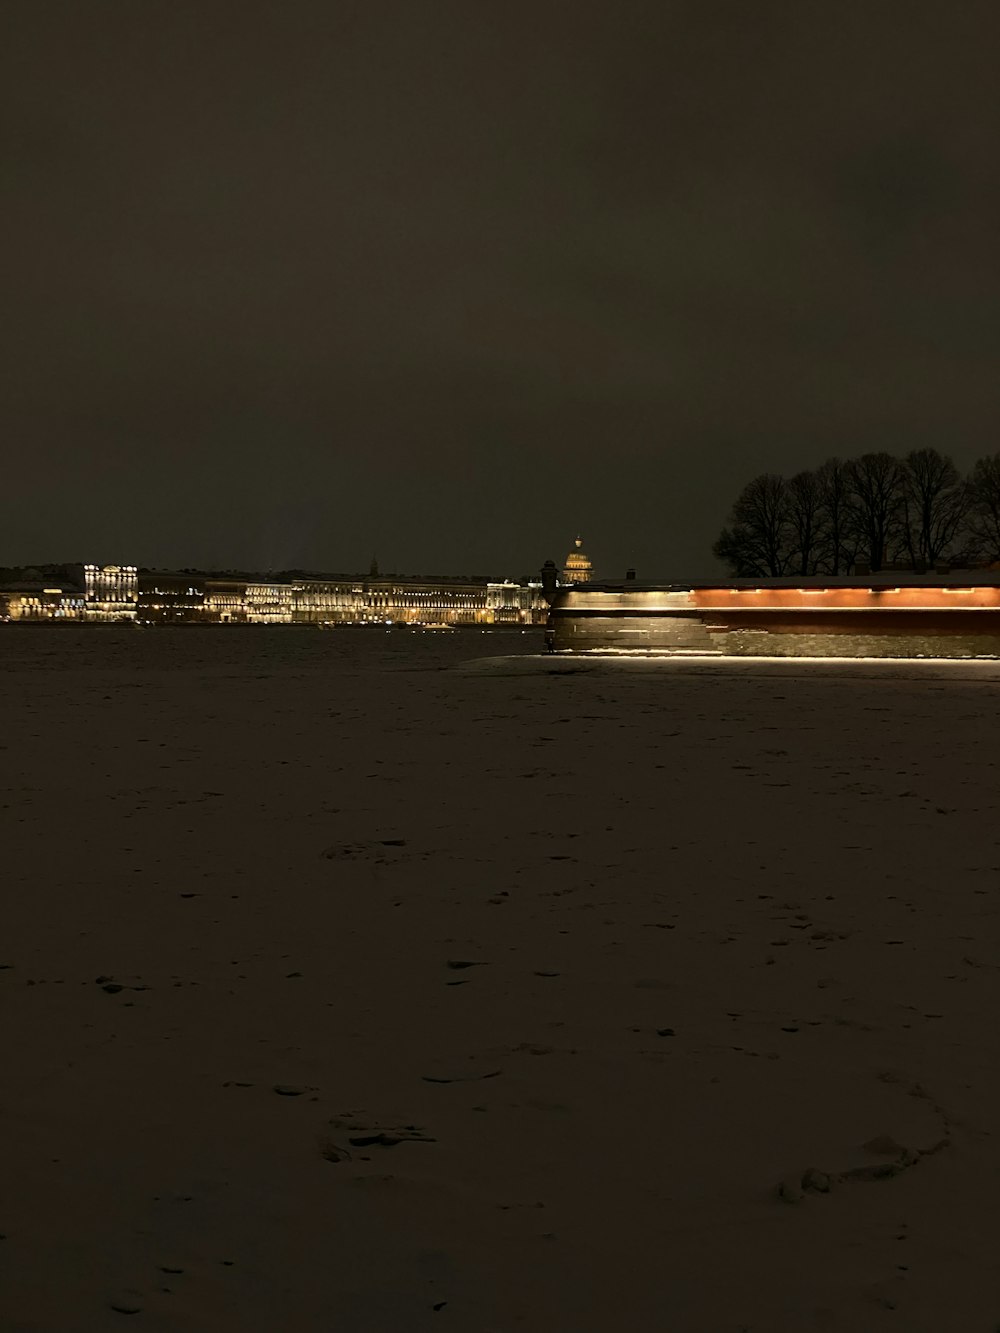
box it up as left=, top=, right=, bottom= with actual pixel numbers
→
left=562, top=537, right=593, bottom=584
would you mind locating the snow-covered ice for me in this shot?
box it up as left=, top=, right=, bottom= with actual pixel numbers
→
left=2, top=626, right=999, bottom=1331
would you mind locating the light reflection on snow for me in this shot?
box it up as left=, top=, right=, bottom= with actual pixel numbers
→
left=458, top=653, right=1000, bottom=681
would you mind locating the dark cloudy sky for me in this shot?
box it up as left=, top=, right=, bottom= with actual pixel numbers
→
left=4, top=1, right=999, bottom=577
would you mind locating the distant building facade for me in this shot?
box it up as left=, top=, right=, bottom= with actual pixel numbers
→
left=82, top=564, right=139, bottom=619
left=0, top=564, right=547, bottom=626
left=0, top=564, right=137, bottom=622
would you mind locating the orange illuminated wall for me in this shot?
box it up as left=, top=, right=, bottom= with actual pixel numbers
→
left=691, top=586, right=1000, bottom=612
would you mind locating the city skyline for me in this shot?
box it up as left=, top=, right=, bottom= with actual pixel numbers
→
left=0, top=559, right=551, bottom=625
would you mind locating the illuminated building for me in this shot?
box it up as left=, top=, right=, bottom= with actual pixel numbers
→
left=82, top=564, right=138, bottom=620
left=0, top=584, right=84, bottom=620
left=282, top=580, right=366, bottom=624
left=544, top=574, right=1000, bottom=658
left=136, top=573, right=205, bottom=622
left=562, top=537, right=593, bottom=584
left=245, top=583, right=294, bottom=623
left=0, top=564, right=135, bottom=622
left=1, top=561, right=548, bottom=627
left=203, top=580, right=251, bottom=623
left=486, top=581, right=543, bottom=623
left=356, top=577, right=495, bottom=625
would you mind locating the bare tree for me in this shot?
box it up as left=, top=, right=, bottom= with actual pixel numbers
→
left=786, top=470, right=826, bottom=575
left=966, top=453, right=1000, bottom=564
left=815, top=457, right=857, bottom=574
left=898, top=448, right=970, bottom=569
left=846, top=452, right=904, bottom=571
left=714, top=474, right=792, bottom=576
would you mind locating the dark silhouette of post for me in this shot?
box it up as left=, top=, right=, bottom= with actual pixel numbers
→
left=540, top=560, right=559, bottom=604
left=540, top=560, right=559, bottom=652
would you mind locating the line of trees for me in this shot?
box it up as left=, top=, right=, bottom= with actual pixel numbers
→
left=713, top=450, right=1000, bottom=577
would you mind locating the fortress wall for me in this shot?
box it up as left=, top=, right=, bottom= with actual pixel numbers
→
left=718, top=629, right=1000, bottom=659
left=549, top=613, right=717, bottom=653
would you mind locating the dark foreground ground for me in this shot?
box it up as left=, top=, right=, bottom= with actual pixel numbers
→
left=3, top=627, right=1000, bottom=1331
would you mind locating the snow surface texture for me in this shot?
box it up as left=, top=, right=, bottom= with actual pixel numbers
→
left=2, top=627, right=999, bottom=1332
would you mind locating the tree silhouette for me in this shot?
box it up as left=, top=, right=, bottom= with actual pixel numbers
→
left=845, top=453, right=904, bottom=572
left=898, top=449, right=969, bottom=569
left=967, top=453, right=1000, bottom=563
left=713, top=474, right=792, bottom=576
left=715, top=451, right=1000, bottom=576
left=815, top=457, right=857, bottom=575
left=786, top=470, right=826, bottom=575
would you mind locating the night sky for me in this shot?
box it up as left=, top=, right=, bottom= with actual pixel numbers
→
left=5, top=1, right=999, bottom=578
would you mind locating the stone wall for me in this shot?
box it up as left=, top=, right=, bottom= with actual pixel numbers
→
left=719, top=629, right=1000, bottom=659
left=549, top=614, right=718, bottom=653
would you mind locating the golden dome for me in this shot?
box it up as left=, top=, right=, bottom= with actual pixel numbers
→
left=562, top=536, right=593, bottom=583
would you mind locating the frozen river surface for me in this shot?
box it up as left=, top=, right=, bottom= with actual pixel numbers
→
left=2, top=627, right=1000, bottom=1331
